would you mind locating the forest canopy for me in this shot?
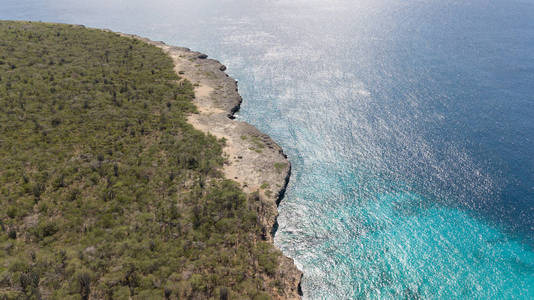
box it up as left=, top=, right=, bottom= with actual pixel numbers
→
left=0, top=21, right=281, bottom=299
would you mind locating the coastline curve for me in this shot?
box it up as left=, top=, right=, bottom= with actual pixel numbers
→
left=118, top=33, right=303, bottom=299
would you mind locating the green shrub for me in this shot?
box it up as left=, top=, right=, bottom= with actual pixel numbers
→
left=0, top=20, right=282, bottom=299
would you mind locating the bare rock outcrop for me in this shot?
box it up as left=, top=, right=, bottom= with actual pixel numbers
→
left=118, top=33, right=303, bottom=299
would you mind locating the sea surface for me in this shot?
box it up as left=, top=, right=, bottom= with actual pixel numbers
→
left=2, top=0, right=533, bottom=298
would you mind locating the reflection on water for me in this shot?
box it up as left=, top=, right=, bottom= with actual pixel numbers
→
left=2, top=0, right=534, bottom=298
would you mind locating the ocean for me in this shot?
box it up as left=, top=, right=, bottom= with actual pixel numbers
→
left=2, top=0, right=533, bottom=298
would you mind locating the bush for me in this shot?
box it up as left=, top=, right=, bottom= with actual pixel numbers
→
left=0, top=20, right=282, bottom=299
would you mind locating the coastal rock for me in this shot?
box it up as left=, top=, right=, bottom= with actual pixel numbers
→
left=119, top=33, right=303, bottom=299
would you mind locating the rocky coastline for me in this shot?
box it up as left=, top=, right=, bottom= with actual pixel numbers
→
left=119, top=33, right=303, bottom=299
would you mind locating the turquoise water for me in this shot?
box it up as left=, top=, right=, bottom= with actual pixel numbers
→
left=2, top=0, right=533, bottom=298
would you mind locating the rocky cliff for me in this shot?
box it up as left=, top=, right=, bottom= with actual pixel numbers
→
left=120, top=33, right=303, bottom=299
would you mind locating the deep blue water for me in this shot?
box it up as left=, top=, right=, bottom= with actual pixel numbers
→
left=2, top=0, right=533, bottom=298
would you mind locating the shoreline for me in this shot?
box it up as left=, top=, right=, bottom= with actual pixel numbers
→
left=118, top=33, right=303, bottom=298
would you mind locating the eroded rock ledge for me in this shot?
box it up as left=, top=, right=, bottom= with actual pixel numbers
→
left=119, top=33, right=303, bottom=299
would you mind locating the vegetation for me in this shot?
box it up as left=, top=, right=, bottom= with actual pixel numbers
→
left=0, top=21, right=282, bottom=299
left=249, top=137, right=265, bottom=150
left=273, top=163, right=287, bottom=174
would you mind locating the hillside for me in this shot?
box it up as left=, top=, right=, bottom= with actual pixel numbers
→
left=0, top=21, right=293, bottom=299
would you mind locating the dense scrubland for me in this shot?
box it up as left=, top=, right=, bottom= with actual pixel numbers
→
left=0, top=21, right=282, bottom=299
